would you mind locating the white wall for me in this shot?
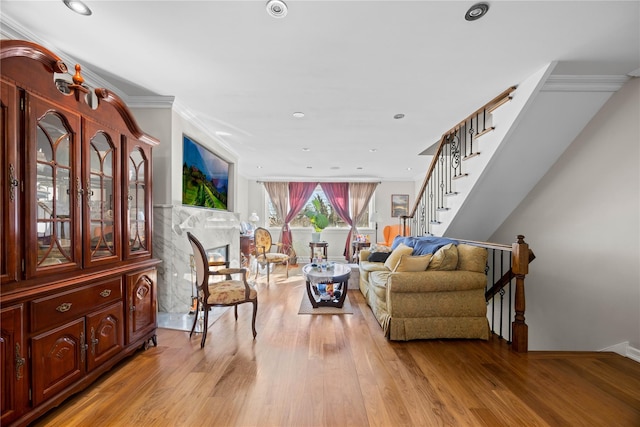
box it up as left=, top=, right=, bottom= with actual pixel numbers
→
left=131, top=107, right=172, bottom=205
left=490, top=78, right=640, bottom=351
left=373, top=181, right=415, bottom=242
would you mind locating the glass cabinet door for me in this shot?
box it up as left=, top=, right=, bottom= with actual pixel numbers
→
left=84, top=121, right=120, bottom=266
left=28, top=96, right=82, bottom=276
left=126, top=144, right=150, bottom=257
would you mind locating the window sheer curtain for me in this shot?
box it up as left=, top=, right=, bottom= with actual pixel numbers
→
left=349, top=182, right=378, bottom=258
left=264, top=182, right=317, bottom=254
left=320, top=183, right=352, bottom=260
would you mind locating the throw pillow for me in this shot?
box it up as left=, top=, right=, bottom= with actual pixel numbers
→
left=384, top=243, right=413, bottom=271
left=368, top=251, right=391, bottom=263
left=456, top=244, right=488, bottom=273
left=393, top=253, right=432, bottom=272
left=427, top=243, right=458, bottom=271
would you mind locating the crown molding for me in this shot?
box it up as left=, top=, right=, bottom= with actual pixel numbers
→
left=542, top=75, right=630, bottom=92
left=127, top=95, right=175, bottom=109
left=172, top=100, right=238, bottom=158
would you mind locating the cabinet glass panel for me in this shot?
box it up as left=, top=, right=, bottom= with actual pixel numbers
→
left=36, top=113, right=73, bottom=266
left=128, top=148, right=147, bottom=253
left=89, top=132, right=116, bottom=259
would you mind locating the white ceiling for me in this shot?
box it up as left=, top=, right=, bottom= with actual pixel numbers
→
left=1, top=1, right=638, bottom=182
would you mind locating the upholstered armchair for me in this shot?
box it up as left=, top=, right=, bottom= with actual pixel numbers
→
left=253, top=227, right=290, bottom=283
left=380, top=224, right=409, bottom=247
left=187, top=232, right=258, bottom=348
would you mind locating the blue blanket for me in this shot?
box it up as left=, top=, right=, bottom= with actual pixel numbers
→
left=391, top=235, right=458, bottom=255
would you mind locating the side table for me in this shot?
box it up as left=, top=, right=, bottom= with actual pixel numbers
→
left=351, top=241, right=371, bottom=264
left=309, top=241, right=328, bottom=262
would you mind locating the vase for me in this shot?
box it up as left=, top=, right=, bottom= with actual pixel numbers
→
left=311, top=232, right=321, bottom=243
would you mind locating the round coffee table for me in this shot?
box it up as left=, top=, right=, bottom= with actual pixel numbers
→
left=302, top=263, right=351, bottom=308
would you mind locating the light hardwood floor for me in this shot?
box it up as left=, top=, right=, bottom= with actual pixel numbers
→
left=34, top=267, right=640, bottom=426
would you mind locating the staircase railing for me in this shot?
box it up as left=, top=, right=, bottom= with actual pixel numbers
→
left=401, top=85, right=517, bottom=237
left=399, top=86, right=535, bottom=352
left=455, top=235, right=535, bottom=352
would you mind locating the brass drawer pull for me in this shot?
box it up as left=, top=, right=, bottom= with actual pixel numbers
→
left=100, top=289, right=112, bottom=297
left=56, top=302, right=72, bottom=313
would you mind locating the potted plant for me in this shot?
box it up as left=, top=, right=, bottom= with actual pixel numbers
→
left=304, top=195, right=329, bottom=242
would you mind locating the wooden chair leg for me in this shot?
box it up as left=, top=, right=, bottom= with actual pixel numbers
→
left=234, top=304, right=238, bottom=321
left=285, top=259, right=289, bottom=278
left=251, top=300, right=257, bottom=339
left=200, top=305, right=209, bottom=348
left=189, top=299, right=200, bottom=338
left=266, top=262, right=270, bottom=283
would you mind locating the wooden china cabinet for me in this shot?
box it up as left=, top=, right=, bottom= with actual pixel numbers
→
left=0, top=40, right=161, bottom=426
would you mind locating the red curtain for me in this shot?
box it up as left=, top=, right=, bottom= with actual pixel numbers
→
left=281, top=182, right=317, bottom=251
left=320, top=182, right=352, bottom=260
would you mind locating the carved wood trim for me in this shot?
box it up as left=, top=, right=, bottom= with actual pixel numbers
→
left=94, top=88, right=159, bottom=146
left=0, top=40, right=67, bottom=74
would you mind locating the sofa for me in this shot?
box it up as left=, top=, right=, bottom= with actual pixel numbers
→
left=358, top=236, right=489, bottom=341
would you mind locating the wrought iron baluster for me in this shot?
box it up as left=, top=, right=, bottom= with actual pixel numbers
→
left=491, top=249, right=496, bottom=335
left=508, top=255, right=513, bottom=343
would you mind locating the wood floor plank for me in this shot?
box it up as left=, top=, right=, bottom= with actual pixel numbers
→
left=32, top=269, right=640, bottom=427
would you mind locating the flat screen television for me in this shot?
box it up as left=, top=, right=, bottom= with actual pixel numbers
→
left=182, top=135, right=229, bottom=210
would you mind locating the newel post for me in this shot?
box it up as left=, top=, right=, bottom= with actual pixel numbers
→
left=511, top=235, right=529, bottom=352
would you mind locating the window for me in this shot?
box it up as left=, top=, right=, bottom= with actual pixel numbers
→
left=267, top=185, right=370, bottom=228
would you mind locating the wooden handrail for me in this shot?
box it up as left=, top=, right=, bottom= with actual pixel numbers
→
left=403, top=86, right=517, bottom=230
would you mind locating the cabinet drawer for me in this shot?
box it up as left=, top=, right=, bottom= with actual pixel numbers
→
left=31, top=278, right=122, bottom=332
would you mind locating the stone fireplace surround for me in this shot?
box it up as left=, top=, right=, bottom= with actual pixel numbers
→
left=153, top=204, right=241, bottom=314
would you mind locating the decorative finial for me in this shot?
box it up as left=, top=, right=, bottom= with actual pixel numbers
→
left=72, top=64, right=84, bottom=86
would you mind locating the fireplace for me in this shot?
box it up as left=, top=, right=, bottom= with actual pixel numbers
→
left=205, top=244, right=229, bottom=266
left=153, top=204, right=241, bottom=314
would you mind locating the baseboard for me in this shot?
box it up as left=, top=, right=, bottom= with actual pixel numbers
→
left=628, top=346, right=640, bottom=363
left=600, top=341, right=640, bottom=363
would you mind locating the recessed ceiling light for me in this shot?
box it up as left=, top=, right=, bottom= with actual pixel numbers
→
left=369, top=148, right=377, bottom=153
left=394, top=113, right=405, bottom=119
left=306, top=166, right=313, bottom=169
left=256, top=165, right=263, bottom=169
left=302, top=147, right=310, bottom=152
left=293, top=112, right=305, bottom=118
left=356, top=167, right=364, bottom=170
left=266, top=0, right=288, bottom=18
left=63, top=0, right=92, bottom=16
left=330, top=166, right=340, bottom=170
left=465, top=3, right=489, bottom=21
